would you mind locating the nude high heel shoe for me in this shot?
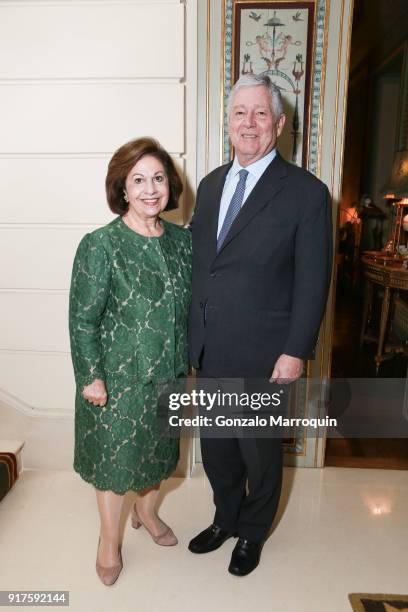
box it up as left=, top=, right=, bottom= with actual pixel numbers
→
left=131, top=503, right=178, bottom=546
left=95, top=537, right=123, bottom=586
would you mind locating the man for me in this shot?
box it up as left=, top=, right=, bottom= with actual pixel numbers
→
left=188, top=74, right=333, bottom=576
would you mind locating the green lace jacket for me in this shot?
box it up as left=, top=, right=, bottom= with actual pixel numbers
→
left=69, top=216, right=192, bottom=390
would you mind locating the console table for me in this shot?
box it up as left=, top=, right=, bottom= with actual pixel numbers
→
left=360, top=252, right=408, bottom=371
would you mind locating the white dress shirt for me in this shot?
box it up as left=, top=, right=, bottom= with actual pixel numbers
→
left=217, top=148, right=277, bottom=237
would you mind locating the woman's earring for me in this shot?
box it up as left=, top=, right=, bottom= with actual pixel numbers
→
left=123, top=192, right=129, bottom=202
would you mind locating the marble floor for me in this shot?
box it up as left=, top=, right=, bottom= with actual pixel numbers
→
left=0, top=465, right=407, bottom=612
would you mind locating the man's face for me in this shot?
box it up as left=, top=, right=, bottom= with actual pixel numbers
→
left=228, top=85, right=286, bottom=166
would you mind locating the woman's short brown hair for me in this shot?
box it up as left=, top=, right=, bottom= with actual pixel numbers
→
left=106, top=137, right=183, bottom=214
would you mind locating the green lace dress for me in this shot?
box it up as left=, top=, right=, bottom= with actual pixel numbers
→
left=69, top=216, right=191, bottom=494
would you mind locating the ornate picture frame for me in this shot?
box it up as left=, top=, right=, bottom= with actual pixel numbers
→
left=222, top=0, right=328, bottom=176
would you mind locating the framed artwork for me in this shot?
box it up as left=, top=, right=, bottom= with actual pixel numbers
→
left=222, top=0, right=328, bottom=173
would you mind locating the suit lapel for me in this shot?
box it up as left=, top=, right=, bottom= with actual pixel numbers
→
left=204, top=162, right=232, bottom=261
left=215, top=152, right=288, bottom=257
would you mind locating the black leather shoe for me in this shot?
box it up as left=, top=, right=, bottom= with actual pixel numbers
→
left=228, top=538, right=264, bottom=576
left=188, top=524, right=234, bottom=554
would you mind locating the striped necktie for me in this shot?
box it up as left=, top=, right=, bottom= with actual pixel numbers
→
left=217, top=168, right=249, bottom=252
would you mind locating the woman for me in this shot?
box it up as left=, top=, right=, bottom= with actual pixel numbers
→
left=69, top=137, right=191, bottom=586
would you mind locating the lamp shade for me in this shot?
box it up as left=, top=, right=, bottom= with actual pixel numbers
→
left=382, top=150, right=408, bottom=199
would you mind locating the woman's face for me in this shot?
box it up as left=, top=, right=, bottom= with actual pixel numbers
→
left=123, top=155, right=169, bottom=220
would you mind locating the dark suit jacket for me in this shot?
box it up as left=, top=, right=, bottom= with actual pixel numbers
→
left=188, top=151, right=333, bottom=378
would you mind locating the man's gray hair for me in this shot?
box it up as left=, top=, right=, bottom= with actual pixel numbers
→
left=227, top=74, right=284, bottom=119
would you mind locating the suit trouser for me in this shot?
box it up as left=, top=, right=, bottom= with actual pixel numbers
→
left=197, top=366, right=283, bottom=543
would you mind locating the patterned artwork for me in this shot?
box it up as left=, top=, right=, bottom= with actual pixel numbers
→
left=223, top=0, right=328, bottom=177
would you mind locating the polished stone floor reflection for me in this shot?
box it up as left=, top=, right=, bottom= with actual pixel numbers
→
left=0, top=465, right=407, bottom=612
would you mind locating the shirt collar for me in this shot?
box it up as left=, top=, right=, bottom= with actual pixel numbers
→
left=230, top=148, right=277, bottom=180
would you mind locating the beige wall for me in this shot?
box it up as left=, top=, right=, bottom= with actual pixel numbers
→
left=0, top=0, right=197, bottom=469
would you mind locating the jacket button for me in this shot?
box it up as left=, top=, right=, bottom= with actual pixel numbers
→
left=199, top=302, right=204, bottom=308
left=210, top=272, right=217, bottom=278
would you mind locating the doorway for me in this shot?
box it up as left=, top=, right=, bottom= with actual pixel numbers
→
left=326, top=0, right=408, bottom=469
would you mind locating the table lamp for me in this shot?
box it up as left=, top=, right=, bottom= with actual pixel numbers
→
left=381, top=150, right=408, bottom=257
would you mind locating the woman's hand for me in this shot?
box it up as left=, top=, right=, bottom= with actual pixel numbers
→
left=82, top=379, right=108, bottom=407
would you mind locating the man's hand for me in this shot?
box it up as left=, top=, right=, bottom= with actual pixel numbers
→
left=270, top=354, right=303, bottom=384
left=82, top=378, right=108, bottom=407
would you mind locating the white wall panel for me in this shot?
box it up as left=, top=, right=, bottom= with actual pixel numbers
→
left=0, top=3, right=183, bottom=79
left=0, top=352, right=75, bottom=412
left=0, top=83, right=184, bottom=154
left=0, top=158, right=112, bottom=224
left=0, top=228, right=90, bottom=289
left=0, top=157, right=185, bottom=224
left=0, top=293, right=70, bottom=352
